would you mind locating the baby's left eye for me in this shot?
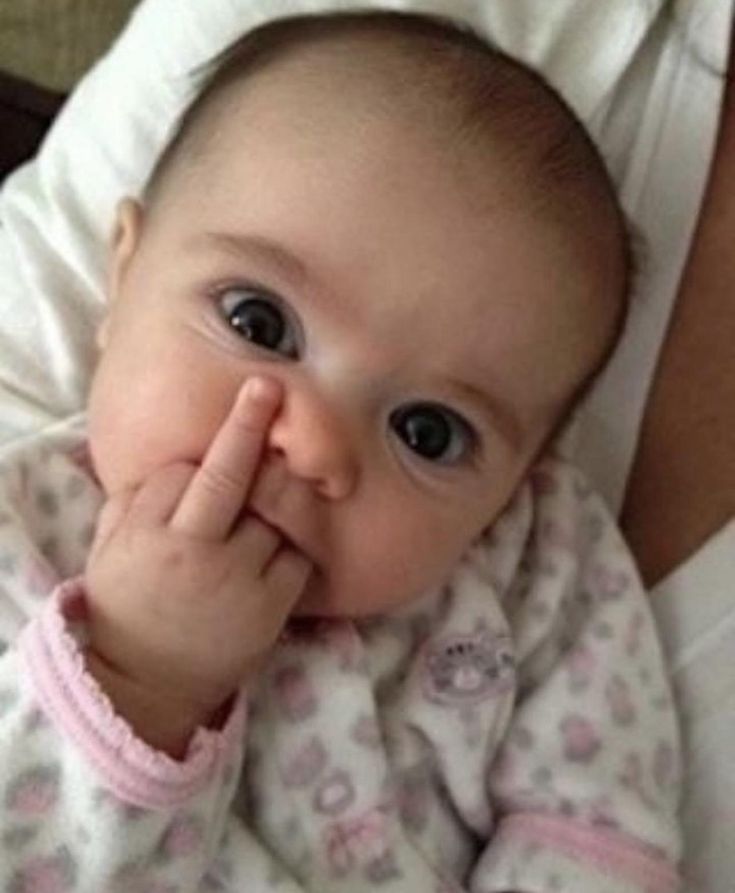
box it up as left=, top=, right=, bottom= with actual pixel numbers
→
left=219, top=286, right=299, bottom=358
left=390, top=403, right=476, bottom=466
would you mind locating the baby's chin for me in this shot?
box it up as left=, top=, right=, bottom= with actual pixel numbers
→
left=287, top=567, right=371, bottom=619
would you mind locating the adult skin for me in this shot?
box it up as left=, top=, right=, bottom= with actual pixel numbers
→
left=621, top=16, right=735, bottom=586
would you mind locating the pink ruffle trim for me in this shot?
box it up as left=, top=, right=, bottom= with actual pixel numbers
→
left=18, top=577, right=247, bottom=809
left=497, top=812, right=679, bottom=893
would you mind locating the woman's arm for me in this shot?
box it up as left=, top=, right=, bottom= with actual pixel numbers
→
left=621, top=17, right=735, bottom=587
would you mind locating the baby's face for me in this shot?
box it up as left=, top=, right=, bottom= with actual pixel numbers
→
left=88, top=60, right=612, bottom=617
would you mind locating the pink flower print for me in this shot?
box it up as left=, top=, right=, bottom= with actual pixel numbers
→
left=323, top=808, right=392, bottom=880
left=281, top=736, right=328, bottom=788
left=10, top=846, right=76, bottom=893
left=313, top=770, right=356, bottom=816
left=606, top=675, right=637, bottom=726
left=6, top=765, right=60, bottom=816
left=350, top=714, right=382, bottom=750
left=587, top=795, right=619, bottom=830
left=162, top=814, right=203, bottom=859
left=313, top=620, right=365, bottom=673
left=566, top=644, right=596, bottom=693
left=273, top=664, right=318, bottom=721
left=539, top=519, right=573, bottom=551
left=560, top=715, right=601, bottom=763
left=365, top=848, right=402, bottom=883
left=590, top=564, right=630, bottom=601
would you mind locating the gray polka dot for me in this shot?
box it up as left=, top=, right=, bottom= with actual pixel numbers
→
left=79, top=522, right=96, bottom=549
left=511, top=726, right=534, bottom=749
left=531, top=765, right=552, bottom=787
left=652, top=694, right=671, bottom=711
left=40, top=537, right=58, bottom=560
left=75, top=823, right=92, bottom=845
left=65, top=474, right=86, bottom=500
left=0, top=688, right=19, bottom=715
left=2, top=825, right=38, bottom=849
left=36, top=487, right=59, bottom=517
left=0, top=550, right=17, bottom=576
left=530, top=600, right=550, bottom=620
left=593, top=621, right=614, bottom=639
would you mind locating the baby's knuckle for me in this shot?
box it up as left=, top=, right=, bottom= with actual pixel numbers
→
left=200, top=463, right=246, bottom=497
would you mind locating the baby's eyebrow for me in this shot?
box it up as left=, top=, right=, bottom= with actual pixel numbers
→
left=194, top=230, right=523, bottom=450
left=195, top=230, right=320, bottom=296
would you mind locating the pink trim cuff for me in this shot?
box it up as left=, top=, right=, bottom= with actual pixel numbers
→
left=494, top=812, right=679, bottom=893
left=18, top=578, right=247, bottom=809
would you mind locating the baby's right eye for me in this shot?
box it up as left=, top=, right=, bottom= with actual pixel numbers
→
left=219, top=286, right=300, bottom=359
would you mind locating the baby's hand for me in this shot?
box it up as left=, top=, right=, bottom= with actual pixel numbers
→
left=83, top=378, right=314, bottom=756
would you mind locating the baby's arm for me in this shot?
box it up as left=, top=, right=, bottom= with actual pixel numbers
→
left=0, top=378, right=314, bottom=889
left=470, top=460, right=682, bottom=893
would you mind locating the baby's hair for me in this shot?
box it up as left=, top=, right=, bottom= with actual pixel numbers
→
left=144, top=9, right=633, bottom=402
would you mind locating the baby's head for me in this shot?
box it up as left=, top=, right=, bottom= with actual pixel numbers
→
left=88, top=10, right=630, bottom=617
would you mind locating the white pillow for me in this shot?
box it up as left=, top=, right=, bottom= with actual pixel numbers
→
left=0, top=0, right=728, bottom=510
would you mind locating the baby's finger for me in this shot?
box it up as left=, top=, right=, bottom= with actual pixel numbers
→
left=264, top=548, right=314, bottom=610
left=229, top=513, right=282, bottom=573
left=126, top=463, right=196, bottom=527
left=171, top=378, right=281, bottom=540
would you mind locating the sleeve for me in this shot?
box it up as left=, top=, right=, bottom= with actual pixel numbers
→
left=0, top=576, right=248, bottom=892
left=469, top=458, right=683, bottom=893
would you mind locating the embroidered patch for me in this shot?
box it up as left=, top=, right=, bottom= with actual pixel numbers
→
left=422, top=631, right=515, bottom=705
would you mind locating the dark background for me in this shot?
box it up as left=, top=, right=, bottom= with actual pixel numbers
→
left=0, top=70, right=64, bottom=183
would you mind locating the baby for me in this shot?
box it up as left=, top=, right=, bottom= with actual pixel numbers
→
left=0, top=9, right=681, bottom=893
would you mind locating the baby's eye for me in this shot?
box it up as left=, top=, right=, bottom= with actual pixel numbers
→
left=390, top=403, right=476, bottom=466
left=219, top=287, right=299, bottom=358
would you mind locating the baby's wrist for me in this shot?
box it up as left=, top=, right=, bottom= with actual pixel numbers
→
left=83, top=646, right=232, bottom=760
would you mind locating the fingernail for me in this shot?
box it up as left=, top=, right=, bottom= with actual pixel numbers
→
left=246, top=377, right=278, bottom=403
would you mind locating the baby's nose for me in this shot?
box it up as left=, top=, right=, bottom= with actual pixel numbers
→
left=264, top=385, right=357, bottom=500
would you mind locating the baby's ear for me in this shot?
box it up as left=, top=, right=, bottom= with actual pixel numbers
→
left=106, top=197, right=142, bottom=303
left=99, top=198, right=143, bottom=351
